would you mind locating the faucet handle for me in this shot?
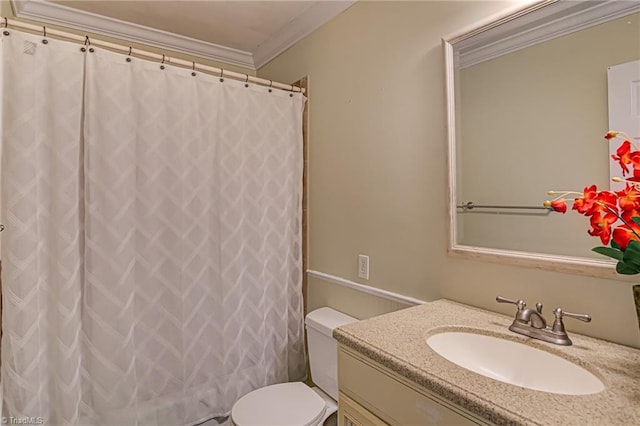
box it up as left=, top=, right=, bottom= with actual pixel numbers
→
left=552, top=308, right=591, bottom=333
left=496, top=296, right=526, bottom=310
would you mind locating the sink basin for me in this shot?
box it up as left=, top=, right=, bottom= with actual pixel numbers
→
left=426, top=332, right=604, bottom=395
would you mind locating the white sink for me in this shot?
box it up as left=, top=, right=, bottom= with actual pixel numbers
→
left=426, top=332, right=604, bottom=395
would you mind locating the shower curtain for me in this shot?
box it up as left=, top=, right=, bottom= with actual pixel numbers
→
left=0, top=30, right=306, bottom=425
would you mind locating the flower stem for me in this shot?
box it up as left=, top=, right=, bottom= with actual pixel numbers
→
left=598, top=201, right=640, bottom=240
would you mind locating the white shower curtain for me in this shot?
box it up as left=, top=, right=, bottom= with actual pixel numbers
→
left=0, top=30, right=306, bottom=425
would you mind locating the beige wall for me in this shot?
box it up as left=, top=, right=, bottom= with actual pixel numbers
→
left=259, top=1, right=640, bottom=348
left=0, top=0, right=255, bottom=75
left=307, top=276, right=412, bottom=320
left=458, top=13, right=640, bottom=258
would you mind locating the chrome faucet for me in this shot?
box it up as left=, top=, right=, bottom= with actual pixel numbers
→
left=496, top=296, right=591, bottom=346
left=515, top=301, right=547, bottom=329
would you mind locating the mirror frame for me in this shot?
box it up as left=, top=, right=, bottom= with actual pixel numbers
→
left=444, top=0, right=640, bottom=280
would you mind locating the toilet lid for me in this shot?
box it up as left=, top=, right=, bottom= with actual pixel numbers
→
left=231, top=382, right=326, bottom=426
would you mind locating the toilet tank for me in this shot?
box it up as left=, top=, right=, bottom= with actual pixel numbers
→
left=305, top=307, right=358, bottom=401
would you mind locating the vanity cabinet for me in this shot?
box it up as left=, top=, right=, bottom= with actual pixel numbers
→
left=337, top=345, right=493, bottom=426
left=334, top=300, right=640, bottom=424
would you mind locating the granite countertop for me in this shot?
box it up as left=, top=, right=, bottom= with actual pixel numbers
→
left=333, top=299, right=640, bottom=426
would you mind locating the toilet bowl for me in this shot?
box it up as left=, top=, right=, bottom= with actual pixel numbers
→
left=230, top=307, right=358, bottom=426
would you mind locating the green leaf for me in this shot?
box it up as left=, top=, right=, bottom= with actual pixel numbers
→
left=611, top=239, right=621, bottom=250
left=592, top=246, right=624, bottom=260
left=623, top=241, right=640, bottom=269
left=616, top=261, right=640, bottom=275
left=632, top=216, right=640, bottom=227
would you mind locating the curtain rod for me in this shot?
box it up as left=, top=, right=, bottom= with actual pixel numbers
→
left=0, top=17, right=305, bottom=94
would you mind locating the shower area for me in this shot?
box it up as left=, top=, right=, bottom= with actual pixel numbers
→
left=0, top=26, right=307, bottom=425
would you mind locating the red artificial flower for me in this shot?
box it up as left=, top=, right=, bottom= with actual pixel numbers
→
left=632, top=155, right=640, bottom=178
left=546, top=132, right=640, bottom=275
left=572, top=185, right=617, bottom=217
left=587, top=212, right=618, bottom=245
left=616, top=185, right=640, bottom=211
left=572, top=185, right=598, bottom=214
left=548, top=199, right=567, bottom=213
left=605, top=131, right=620, bottom=140
left=610, top=140, right=640, bottom=176
left=593, top=190, right=618, bottom=215
left=621, top=208, right=640, bottom=224
left=612, top=224, right=640, bottom=251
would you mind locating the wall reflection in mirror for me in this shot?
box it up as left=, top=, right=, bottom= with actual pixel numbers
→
left=446, top=0, right=640, bottom=274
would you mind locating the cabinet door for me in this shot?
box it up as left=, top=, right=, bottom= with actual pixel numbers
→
left=338, top=392, right=387, bottom=426
left=338, top=347, right=491, bottom=425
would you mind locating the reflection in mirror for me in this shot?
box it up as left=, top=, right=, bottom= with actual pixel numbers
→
left=445, top=0, right=640, bottom=277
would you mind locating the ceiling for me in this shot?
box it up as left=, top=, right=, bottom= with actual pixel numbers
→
left=11, top=0, right=355, bottom=69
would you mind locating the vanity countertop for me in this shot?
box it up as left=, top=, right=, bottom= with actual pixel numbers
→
left=333, top=299, right=640, bottom=426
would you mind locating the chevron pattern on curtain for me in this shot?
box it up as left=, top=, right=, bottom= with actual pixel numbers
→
left=0, top=30, right=306, bottom=426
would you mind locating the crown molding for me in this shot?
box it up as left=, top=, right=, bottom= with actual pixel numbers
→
left=456, top=0, right=640, bottom=69
left=253, top=0, right=355, bottom=69
left=10, top=0, right=256, bottom=69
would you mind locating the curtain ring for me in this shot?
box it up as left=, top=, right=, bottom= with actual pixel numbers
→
left=80, top=36, right=90, bottom=52
left=0, top=224, right=4, bottom=232
left=191, top=61, right=196, bottom=76
left=244, top=74, right=249, bottom=87
left=42, top=26, right=46, bottom=38
left=126, top=46, right=132, bottom=62
left=268, top=80, right=273, bottom=92
left=84, top=36, right=93, bottom=52
left=128, top=46, right=132, bottom=56
left=3, top=17, right=7, bottom=28
left=160, top=54, right=165, bottom=70
left=219, top=68, right=224, bottom=82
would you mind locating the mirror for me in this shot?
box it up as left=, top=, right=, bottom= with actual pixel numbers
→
left=444, top=0, right=640, bottom=278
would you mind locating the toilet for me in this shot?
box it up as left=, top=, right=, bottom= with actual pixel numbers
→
left=230, top=307, right=358, bottom=426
